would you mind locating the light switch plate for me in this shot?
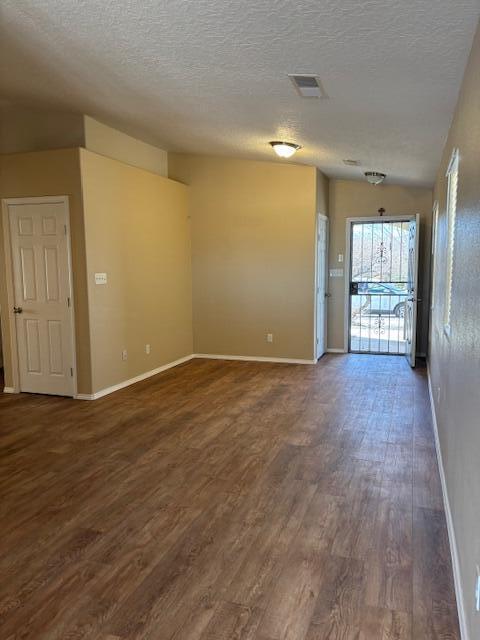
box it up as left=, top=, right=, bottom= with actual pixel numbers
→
left=329, top=268, right=344, bottom=278
left=95, top=272, right=107, bottom=285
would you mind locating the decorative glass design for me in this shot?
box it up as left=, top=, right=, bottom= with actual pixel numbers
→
left=349, top=221, right=409, bottom=355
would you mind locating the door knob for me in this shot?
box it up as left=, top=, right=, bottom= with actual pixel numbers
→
left=13, top=306, right=23, bottom=314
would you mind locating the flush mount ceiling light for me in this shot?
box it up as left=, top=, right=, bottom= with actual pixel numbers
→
left=365, top=171, right=386, bottom=185
left=269, top=141, right=301, bottom=158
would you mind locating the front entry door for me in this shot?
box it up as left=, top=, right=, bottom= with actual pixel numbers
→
left=6, top=197, right=75, bottom=396
left=405, top=215, right=420, bottom=367
left=348, top=217, right=419, bottom=361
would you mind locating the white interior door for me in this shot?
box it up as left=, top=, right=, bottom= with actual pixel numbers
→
left=7, top=198, right=75, bottom=396
left=315, top=215, right=328, bottom=359
left=405, top=214, right=420, bottom=367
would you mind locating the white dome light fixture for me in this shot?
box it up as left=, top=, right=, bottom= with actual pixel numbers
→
left=269, top=141, right=301, bottom=158
left=365, top=171, right=386, bottom=185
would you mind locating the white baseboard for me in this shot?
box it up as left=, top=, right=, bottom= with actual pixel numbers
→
left=326, top=348, right=346, bottom=354
left=75, top=354, right=195, bottom=400
left=427, top=367, right=469, bottom=640
left=193, top=353, right=316, bottom=365
left=75, top=352, right=317, bottom=400
left=3, top=386, right=16, bottom=394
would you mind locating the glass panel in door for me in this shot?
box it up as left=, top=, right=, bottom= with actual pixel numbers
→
left=349, top=220, right=410, bottom=355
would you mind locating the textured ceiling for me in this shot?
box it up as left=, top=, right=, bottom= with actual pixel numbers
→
left=1, top=0, right=479, bottom=186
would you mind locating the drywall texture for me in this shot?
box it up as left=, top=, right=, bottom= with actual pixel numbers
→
left=169, top=154, right=320, bottom=360
left=0, top=149, right=91, bottom=393
left=327, top=180, right=433, bottom=353
left=430, top=22, right=480, bottom=640
left=80, top=150, right=192, bottom=394
left=84, top=117, right=168, bottom=177
left=2, top=1, right=479, bottom=185
left=0, top=105, right=85, bottom=154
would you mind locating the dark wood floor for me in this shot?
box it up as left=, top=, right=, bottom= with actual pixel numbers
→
left=0, top=354, right=459, bottom=639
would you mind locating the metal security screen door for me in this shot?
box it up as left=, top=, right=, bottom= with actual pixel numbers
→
left=347, top=217, right=417, bottom=357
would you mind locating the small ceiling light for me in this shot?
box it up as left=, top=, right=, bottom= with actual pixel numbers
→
left=365, top=171, right=386, bottom=185
left=269, top=141, right=301, bottom=158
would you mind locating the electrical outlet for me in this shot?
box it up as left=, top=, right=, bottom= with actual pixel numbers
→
left=145, top=344, right=151, bottom=355
left=266, top=333, right=273, bottom=343
left=122, top=349, right=128, bottom=361
left=475, top=566, right=480, bottom=612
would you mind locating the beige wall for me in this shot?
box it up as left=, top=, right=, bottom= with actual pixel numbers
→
left=430, top=22, right=480, bottom=640
left=80, top=149, right=192, bottom=394
left=169, top=154, right=322, bottom=361
left=0, top=109, right=168, bottom=177
left=84, top=116, right=168, bottom=177
left=0, top=105, right=85, bottom=154
left=0, top=149, right=92, bottom=393
left=327, top=179, right=433, bottom=353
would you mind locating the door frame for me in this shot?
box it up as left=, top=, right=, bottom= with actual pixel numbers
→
left=343, top=215, right=418, bottom=354
left=1, top=196, right=78, bottom=397
left=314, top=213, right=329, bottom=361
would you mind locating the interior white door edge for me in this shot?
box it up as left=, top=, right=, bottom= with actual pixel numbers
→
left=315, top=213, right=328, bottom=360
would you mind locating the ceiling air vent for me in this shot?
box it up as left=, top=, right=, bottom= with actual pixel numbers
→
left=288, top=74, right=328, bottom=98
left=343, top=159, right=361, bottom=166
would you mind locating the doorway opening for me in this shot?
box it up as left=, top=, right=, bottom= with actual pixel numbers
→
left=345, top=216, right=419, bottom=364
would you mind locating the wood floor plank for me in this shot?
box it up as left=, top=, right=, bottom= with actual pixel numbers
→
left=256, top=492, right=345, bottom=640
left=412, top=506, right=460, bottom=639
left=0, top=355, right=460, bottom=639
left=364, top=503, right=413, bottom=613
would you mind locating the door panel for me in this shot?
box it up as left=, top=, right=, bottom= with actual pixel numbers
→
left=47, top=320, right=64, bottom=375
left=8, top=200, right=74, bottom=396
left=44, top=246, right=60, bottom=301
left=20, top=247, right=38, bottom=300
left=25, top=319, right=41, bottom=373
left=18, top=216, right=34, bottom=236
left=42, top=216, right=57, bottom=235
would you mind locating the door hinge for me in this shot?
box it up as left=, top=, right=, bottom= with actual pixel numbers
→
left=70, top=368, right=74, bottom=377
left=64, top=224, right=67, bottom=235
left=67, top=297, right=71, bottom=307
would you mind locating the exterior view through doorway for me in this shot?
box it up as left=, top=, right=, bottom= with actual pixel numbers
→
left=345, top=215, right=419, bottom=366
